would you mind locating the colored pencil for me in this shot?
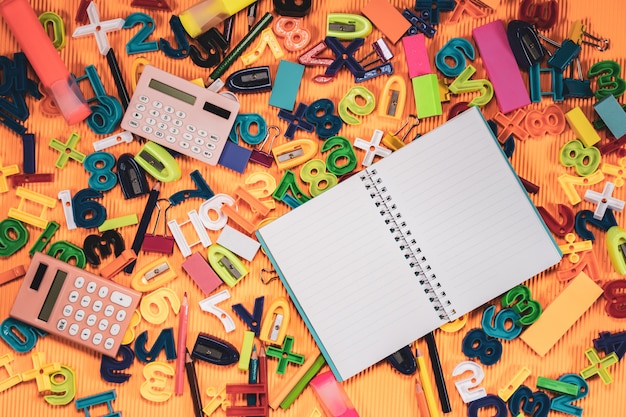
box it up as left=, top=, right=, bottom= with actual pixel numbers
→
left=185, top=349, right=203, bottom=417
left=416, top=348, right=440, bottom=417
left=415, top=380, right=431, bottom=417
left=425, top=332, right=452, bottom=413
left=175, top=292, right=189, bottom=395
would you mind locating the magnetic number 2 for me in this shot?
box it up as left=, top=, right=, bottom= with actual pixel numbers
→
left=452, top=361, right=487, bottom=403
left=300, top=159, right=338, bottom=197
left=123, top=13, right=159, bottom=54
left=550, top=374, right=588, bottom=417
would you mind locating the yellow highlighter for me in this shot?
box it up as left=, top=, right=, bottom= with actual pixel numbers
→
left=180, top=0, right=256, bottom=38
left=416, top=348, right=439, bottom=417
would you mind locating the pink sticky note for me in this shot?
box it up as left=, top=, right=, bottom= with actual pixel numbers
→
left=402, top=34, right=431, bottom=78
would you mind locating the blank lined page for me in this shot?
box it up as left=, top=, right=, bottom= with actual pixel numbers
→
left=371, top=107, right=562, bottom=319
left=257, top=173, right=442, bottom=381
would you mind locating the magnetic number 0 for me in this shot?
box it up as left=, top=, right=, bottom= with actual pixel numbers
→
left=300, top=159, right=338, bottom=197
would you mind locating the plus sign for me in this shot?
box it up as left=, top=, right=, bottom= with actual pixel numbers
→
left=580, top=347, right=619, bottom=384
left=584, top=181, right=625, bottom=220
left=49, top=132, right=86, bottom=168
left=21, top=352, right=61, bottom=392
left=265, top=336, right=305, bottom=374
left=72, top=2, right=125, bottom=55
left=354, top=129, right=392, bottom=166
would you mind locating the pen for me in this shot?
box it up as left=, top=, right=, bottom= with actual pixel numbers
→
left=248, top=345, right=259, bottom=406
left=175, top=292, right=189, bottom=395
left=415, top=380, right=431, bottom=417
left=185, top=349, right=204, bottom=417
left=124, top=181, right=160, bottom=273
left=247, top=1, right=258, bottom=31
left=208, top=12, right=273, bottom=83
left=424, top=332, right=452, bottom=413
left=416, top=348, right=440, bottom=417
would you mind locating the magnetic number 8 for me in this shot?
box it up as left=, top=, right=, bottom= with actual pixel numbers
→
left=461, top=328, right=502, bottom=366
left=300, top=159, right=338, bottom=197
left=603, top=279, right=626, bottom=318
left=84, top=152, right=117, bottom=191
left=588, top=60, right=626, bottom=99
left=305, top=98, right=343, bottom=139
left=273, top=17, right=310, bottom=51
left=559, top=139, right=601, bottom=176
left=321, top=135, right=357, bottom=176
left=502, top=284, right=542, bottom=325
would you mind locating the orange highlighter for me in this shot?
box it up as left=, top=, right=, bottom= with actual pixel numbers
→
left=0, top=0, right=91, bottom=125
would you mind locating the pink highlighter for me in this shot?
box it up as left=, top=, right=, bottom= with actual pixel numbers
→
left=0, top=0, right=91, bottom=125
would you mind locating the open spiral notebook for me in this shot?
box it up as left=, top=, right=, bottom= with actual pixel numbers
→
left=256, top=107, right=562, bottom=381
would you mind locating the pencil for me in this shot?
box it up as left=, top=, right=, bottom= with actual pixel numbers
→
left=124, top=181, right=160, bottom=273
left=424, top=332, right=452, bottom=413
left=248, top=345, right=259, bottom=406
left=416, top=348, right=440, bottom=417
left=185, top=349, right=203, bottom=417
left=175, top=292, right=189, bottom=395
left=247, top=1, right=258, bottom=30
left=208, top=12, right=273, bottom=83
left=415, top=380, right=431, bottom=417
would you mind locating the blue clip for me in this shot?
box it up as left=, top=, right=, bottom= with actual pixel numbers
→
left=574, top=209, right=617, bottom=241
left=134, top=328, right=177, bottom=363
left=0, top=317, right=46, bottom=353
left=402, top=9, right=436, bottom=38
left=229, top=113, right=268, bottom=145
left=232, top=296, right=265, bottom=336
left=168, top=169, right=215, bottom=205
left=324, top=37, right=366, bottom=78
left=191, top=333, right=240, bottom=365
left=594, top=331, right=626, bottom=359
left=190, top=28, right=228, bottom=68
left=100, top=345, right=135, bottom=383
left=506, top=20, right=545, bottom=70
left=159, top=15, right=190, bottom=58
left=21, top=133, right=36, bottom=174
left=226, top=67, right=272, bottom=93
left=386, top=345, right=417, bottom=375
left=414, top=0, right=456, bottom=25
left=547, top=39, right=581, bottom=72
left=278, top=103, right=315, bottom=139
left=529, top=62, right=564, bottom=102
left=217, top=141, right=252, bottom=174
left=117, top=153, right=150, bottom=200
left=83, top=229, right=125, bottom=266
left=355, top=62, right=393, bottom=83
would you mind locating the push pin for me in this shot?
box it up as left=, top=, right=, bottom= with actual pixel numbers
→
left=568, top=20, right=609, bottom=51
left=357, top=38, right=393, bottom=68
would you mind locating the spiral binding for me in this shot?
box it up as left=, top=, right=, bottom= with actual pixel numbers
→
left=360, top=168, right=455, bottom=321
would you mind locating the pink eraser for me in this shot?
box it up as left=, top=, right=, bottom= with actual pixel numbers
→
left=310, top=371, right=360, bottom=417
left=182, top=252, right=222, bottom=295
left=402, top=34, right=431, bottom=78
left=472, top=20, right=530, bottom=114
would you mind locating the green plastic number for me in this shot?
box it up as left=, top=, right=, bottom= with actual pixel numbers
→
left=321, top=136, right=357, bottom=176
left=588, top=60, right=626, bottom=99
left=559, top=140, right=601, bottom=177
left=0, top=218, right=28, bottom=257
left=448, top=65, right=494, bottom=107
left=44, top=365, right=76, bottom=405
left=273, top=170, right=311, bottom=205
left=501, top=285, right=542, bottom=326
left=300, top=159, right=338, bottom=197
left=338, top=86, right=376, bottom=125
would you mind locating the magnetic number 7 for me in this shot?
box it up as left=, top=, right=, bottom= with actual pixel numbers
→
left=557, top=171, right=604, bottom=205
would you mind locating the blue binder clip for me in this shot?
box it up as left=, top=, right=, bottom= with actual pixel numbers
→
left=402, top=8, right=436, bottom=38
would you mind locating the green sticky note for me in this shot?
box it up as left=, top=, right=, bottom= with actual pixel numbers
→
left=412, top=74, right=442, bottom=118
left=269, top=60, right=305, bottom=111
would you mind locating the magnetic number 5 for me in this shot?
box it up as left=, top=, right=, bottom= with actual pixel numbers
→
left=588, top=60, right=626, bottom=99
left=300, top=159, right=338, bottom=197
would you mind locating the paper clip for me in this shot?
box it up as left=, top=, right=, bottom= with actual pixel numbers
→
left=260, top=268, right=279, bottom=284
left=569, top=20, right=609, bottom=51
left=382, top=115, right=420, bottom=151
left=141, top=199, right=175, bottom=254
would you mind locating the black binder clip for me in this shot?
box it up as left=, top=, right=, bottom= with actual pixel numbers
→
left=226, top=66, right=272, bottom=93
left=387, top=345, right=417, bottom=375
left=117, top=153, right=149, bottom=199
left=191, top=333, right=240, bottom=365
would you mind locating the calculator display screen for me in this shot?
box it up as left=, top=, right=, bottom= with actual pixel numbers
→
left=149, top=79, right=196, bottom=105
left=38, top=270, right=67, bottom=322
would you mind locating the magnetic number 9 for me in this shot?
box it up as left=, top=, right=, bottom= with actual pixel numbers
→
left=338, top=86, right=376, bottom=125
left=87, top=95, right=123, bottom=135
left=273, top=17, right=310, bottom=51
left=451, top=360, right=487, bottom=403
left=502, top=284, right=542, bottom=325
left=300, top=159, right=338, bottom=197
left=588, top=60, right=626, bottom=99
left=44, top=366, right=76, bottom=405
left=0, top=218, right=28, bottom=257
left=435, top=37, right=475, bottom=77
left=321, top=135, right=357, bottom=176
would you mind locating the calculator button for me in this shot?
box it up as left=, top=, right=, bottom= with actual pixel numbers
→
left=68, top=291, right=79, bottom=303
left=80, top=328, right=91, bottom=341
left=173, top=119, right=183, bottom=127
left=169, top=127, right=179, bottom=135
left=180, top=141, right=190, bottom=149
left=158, top=122, right=167, bottom=130
left=153, top=100, right=163, bottom=109
left=116, top=310, right=127, bottom=322
left=166, top=135, right=176, bottom=143
left=104, top=305, right=115, bottom=317
left=74, top=276, right=85, bottom=288
left=80, top=295, right=92, bottom=308
left=165, top=105, right=174, bottom=114
left=132, top=111, right=142, bottom=120
left=194, top=138, right=205, bottom=146
left=202, top=151, right=213, bottom=159
left=191, top=146, right=201, bottom=154
left=154, top=130, right=164, bottom=139
left=206, top=143, right=216, bottom=150
left=183, top=132, right=193, bottom=141
left=92, top=333, right=103, bottom=346
left=110, top=291, right=134, bottom=308
left=98, top=319, right=109, bottom=331
left=57, top=319, right=67, bottom=332
left=86, top=314, right=97, bottom=327
left=198, top=129, right=208, bottom=138
left=110, top=324, right=121, bottom=336
left=69, top=324, right=79, bottom=336
left=139, top=95, right=149, bottom=103
left=146, top=117, right=156, bottom=126
left=104, top=338, right=115, bottom=350
left=128, top=120, right=140, bottom=129
left=161, top=114, right=172, bottom=122
left=86, top=282, right=97, bottom=293
left=93, top=300, right=103, bottom=312
left=75, top=310, right=85, bottom=321
left=142, top=126, right=153, bottom=134
left=176, top=110, right=186, bottom=119
left=149, top=109, right=159, bottom=117
left=136, top=103, right=146, bottom=111
left=186, top=124, right=196, bottom=133
left=63, top=305, right=73, bottom=317
left=210, top=134, right=219, bottom=142
left=98, top=286, right=109, bottom=298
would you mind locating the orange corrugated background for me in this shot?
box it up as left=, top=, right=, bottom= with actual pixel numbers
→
left=1, top=0, right=626, bottom=416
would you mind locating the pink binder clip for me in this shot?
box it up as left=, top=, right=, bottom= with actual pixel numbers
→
left=141, top=199, right=175, bottom=254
